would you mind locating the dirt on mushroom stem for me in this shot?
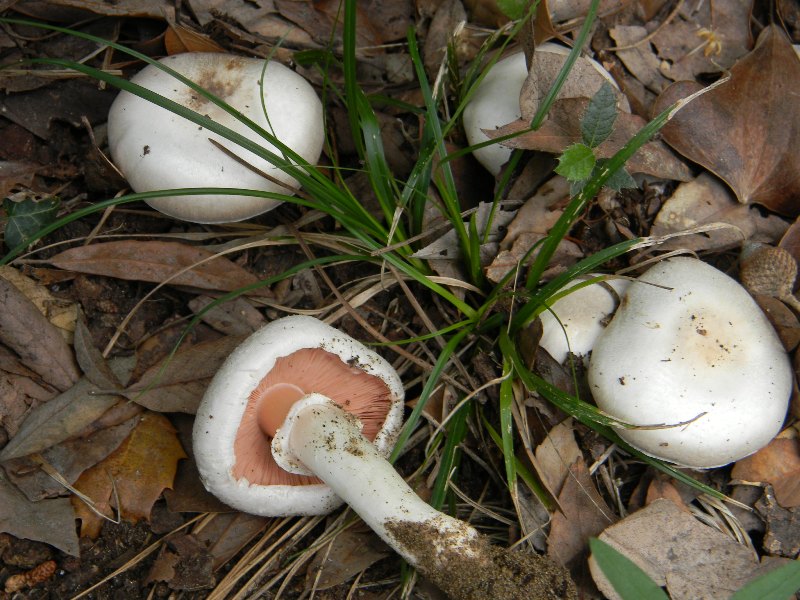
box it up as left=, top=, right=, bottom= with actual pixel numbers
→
left=386, top=520, right=576, bottom=600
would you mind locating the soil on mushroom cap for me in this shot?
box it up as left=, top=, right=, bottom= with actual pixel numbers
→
left=386, top=520, right=576, bottom=600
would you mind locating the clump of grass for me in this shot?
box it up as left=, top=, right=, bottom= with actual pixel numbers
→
left=0, top=0, right=769, bottom=596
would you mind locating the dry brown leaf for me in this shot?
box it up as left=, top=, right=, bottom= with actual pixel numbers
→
left=188, top=295, right=265, bottom=336
left=547, top=459, right=616, bottom=568
left=519, top=47, right=629, bottom=121
left=305, top=526, right=390, bottom=591
left=49, top=241, right=272, bottom=296
left=423, top=0, right=466, bottom=77
left=732, top=435, right=800, bottom=508
left=753, top=295, right=800, bottom=352
left=654, top=25, right=800, bottom=216
left=72, top=412, right=187, bottom=538
left=146, top=534, right=214, bottom=591
left=0, top=267, right=78, bottom=340
left=193, top=512, right=268, bottom=569
left=650, top=0, right=751, bottom=82
left=0, top=376, right=122, bottom=462
left=485, top=177, right=583, bottom=283
left=533, top=419, right=582, bottom=497
left=4, top=416, right=139, bottom=502
left=591, top=498, right=786, bottom=600
left=15, top=0, right=175, bottom=18
left=123, top=335, right=246, bottom=413
left=73, top=317, right=121, bottom=390
left=0, top=470, right=79, bottom=556
left=649, top=173, right=789, bottom=252
left=0, top=276, right=80, bottom=392
left=491, top=99, right=692, bottom=180
left=164, top=23, right=226, bottom=54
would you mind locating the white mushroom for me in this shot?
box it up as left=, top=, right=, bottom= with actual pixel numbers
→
left=538, top=275, right=630, bottom=364
left=108, top=53, right=324, bottom=224
left=588, top=257, right=792, bottom=468
left=462, top=44, right=621, bottom=175
left=193, top=315, right=576, bottom=600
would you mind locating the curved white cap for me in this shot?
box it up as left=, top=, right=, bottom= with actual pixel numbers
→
left=192, top=315, right=405, bottom=515
left=588, top=257, right=791, bottom=468
left=539, top=275, right=630, bottom=364
left=108, top=53, right=324, bottom=223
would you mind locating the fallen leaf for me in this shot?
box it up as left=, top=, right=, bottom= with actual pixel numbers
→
left=123, top=335, right=246, bottom=413
left=72, top=317, right=122, bottom=390
left=485, top=177, right=583, bottom=283
left=164, top=23, right=226, bottom=54
left=649, top=173, right=789, bottom=252
left=0, top=276, right=80, bottom=392
left=547, top=459, right=616, bottom=568
left=188, top=295, right=266, bottom=336
left=591, top=498, right=785, bottom=600
left=423, top=0, right=466, bottom=77
left=490, top=99, right=692, bottom=180
left=193, top=512, right=268, bottom=569
left=305, top=526, right=390, bottom=591
left=4, top=415, right=139, bottom=502
left=146, top=534, right=214, bottom=591
left=609, top=26, right=672, bottom=94
left=519, top=45, right=630, bottom=122
left=756, top=488, right=800, bottom=557
left=0, top=376, right=122, bottom=462
left=0, top=266, right=77, bottom=341
left=533, top=419, right=582, bottom=496
left=653, top=25, right=800, bottom=216
left=753, top=295, right=800, bottom=352
left=0, top=470, right=79, bottom=556
left=72, top=412, right=187, bottom=538
left=731, top=435, right=800, bottom=508
left=49, top=240, right=272, bottom=296
left=650, top=0, right=751, bottom=82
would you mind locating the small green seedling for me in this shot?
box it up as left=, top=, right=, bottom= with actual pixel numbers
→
left=555, top=82, right=637, bottom=195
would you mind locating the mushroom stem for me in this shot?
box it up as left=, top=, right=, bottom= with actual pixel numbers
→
left=272, top=394, right=576, bottom=600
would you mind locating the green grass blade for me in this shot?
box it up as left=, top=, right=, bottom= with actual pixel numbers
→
left=589, top=538, right=669, bottom=600
left=389, top=326, right=472, bottom=463
left=499, top=359, right=516, bottom=490
left=730, top=561, right=800, bottom=600
left=523, top=100, right=676, bottom=292
left=429, top=401, right=471, bottom=510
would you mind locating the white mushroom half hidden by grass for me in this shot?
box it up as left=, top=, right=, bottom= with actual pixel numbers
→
left=193, top=315, right=576, bottom=600
left=588, top=257, right=792, bottom=469
left=538, top=275, right=630, bottom=365
left=108, top=53, right=324, bottom=224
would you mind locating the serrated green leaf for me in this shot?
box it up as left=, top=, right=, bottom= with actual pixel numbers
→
left=603, top=163, right=638, bottom=191
left=581, top=82, right=617, bottom=148
left=730, top=561, right=800, bottom=600
left=3, top=197, right=60, bottom=250
left=496, top=0, right=527, bottom=19
left=589, top=538, right=669, bottom=600
left=555, top=143, right=596, bottom=181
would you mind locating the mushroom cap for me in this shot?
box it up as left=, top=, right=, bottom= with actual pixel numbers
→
left=462, top=44, right=621, bottom=175
left=462, top=52, right=529, bottom=176
left=588, top=257, right=792, bottom=468
left=192, top=315, right=405, bottom=516
left=108, top=53, right=324, bottom=224
left=539, top=275, right=630, bottom=364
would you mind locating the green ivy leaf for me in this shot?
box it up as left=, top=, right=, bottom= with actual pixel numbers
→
left=496, top=0, right=527, bottom=19
left=601, top=161, right=638, bottom=191
left=3, top=197, right=60, bottom=250
left=589, top=538, right=669, bottom=600
left=581, top=82, right=617, bottom=148
left=555, top=143, right=596, bottom=182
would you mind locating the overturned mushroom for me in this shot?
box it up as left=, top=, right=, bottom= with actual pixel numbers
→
left=193, top=316, right=576, bottom=600
left=108, top=53, right=324, bottom=224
